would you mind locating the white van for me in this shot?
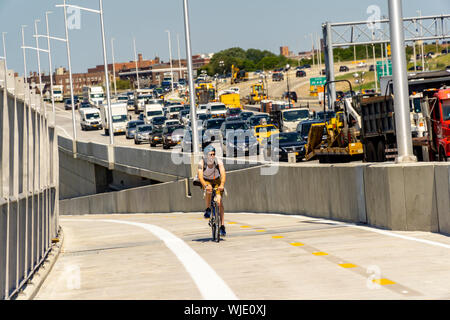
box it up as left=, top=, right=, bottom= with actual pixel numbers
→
left=80, top=107, right=103, bottom=131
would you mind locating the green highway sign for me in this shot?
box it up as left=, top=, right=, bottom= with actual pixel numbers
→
left=310, top=77, right=327, bottom=86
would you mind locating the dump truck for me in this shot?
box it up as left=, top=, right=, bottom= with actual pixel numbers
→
left=219, top=92, right=242, bottom=109
left=359, top=87, right=450, bottom=162
left=361, top=71, right=450, bottom=162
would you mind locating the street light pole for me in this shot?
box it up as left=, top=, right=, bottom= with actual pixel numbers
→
left=61, top=0, right=77, bottom=143
left=418, top=10, right=425, bottom=70
left=182, top=0, right=200, bottom=171
left=388, top=0, right=416, bottom=163
left=98, top=0, right=114, bottom=145
left=133, top=36, right=140, bottom=90
left=166, top=30, right=174, bottom=94
left=2, top=32, right=7, bottom=71
left=177, top=33, right=182, bottom=80
left=111, top=37, right=117, bottom=97
left=44, top=11, right=56, bottom=119
left=34, top=20, right=43, bottom=102
left=21, top=26, right=28, bottom=92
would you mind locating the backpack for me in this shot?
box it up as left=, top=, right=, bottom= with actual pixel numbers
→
left=193, top=157, right=220, bottom=187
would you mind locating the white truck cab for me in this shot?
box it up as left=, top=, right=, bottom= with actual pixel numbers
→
left=144, top=104, right=164, bottom=124
left=206, top=102, right=227, bottom=118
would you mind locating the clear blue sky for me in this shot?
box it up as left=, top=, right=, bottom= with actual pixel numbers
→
left=0, top=0, right=448, bottom=75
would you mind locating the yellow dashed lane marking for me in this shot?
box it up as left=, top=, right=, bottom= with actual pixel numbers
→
left=255, top=230, right=266, bottom=232
left=312, top=252, right=329, bottom=256
left=227, top=222, right=237, bottom=224
left=373, top=278, right=396, bottom=285
left=290, top=242, right=305, bottom=247
left=272, top=236, right=284, bottom=239
left=240, top=226, right=251, bottom=229
left=339, top=263, right=358, bottom=268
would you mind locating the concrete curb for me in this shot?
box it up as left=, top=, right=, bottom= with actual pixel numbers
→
left=13, top=227, right=65, bottom=300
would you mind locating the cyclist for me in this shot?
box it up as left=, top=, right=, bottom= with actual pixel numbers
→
left=198, top=145, right=227, bottom=236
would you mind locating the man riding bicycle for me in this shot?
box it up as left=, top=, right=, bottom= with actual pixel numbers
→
left=198, top=145, right=227, bottom=236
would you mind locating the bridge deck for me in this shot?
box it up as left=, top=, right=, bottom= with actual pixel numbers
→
left=35, top=212, right=450, bottom=300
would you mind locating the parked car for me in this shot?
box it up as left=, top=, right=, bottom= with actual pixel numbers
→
left=148, top=126, right=164, bottom=147
left=181, top=128, right=203, bottom=152
left=162, top=124, right=185, bottom=149
left=296, top=119, right=324, bottom=141
left=219, top=120, right=258, bottom=157
left=126, top=120, right=145, bottom=139
left=240, top=111, right=254, bottom=123
left=408, top=65, right=423, bottom=71
left=226, top=107, right=242, bottom=119
left=264, top=132, right=306, bottom=162
left=64, top=98, right=79, bottom=110
left=296, top=70, right=306, bottom=77
left=248, top=114, right=271, bottom=128
left=219, top=120, right=254, bottom=156
left=134, top=124, right=153, bottom=144
left=282, top=91, right=298, bottom=103
left=272, top=72, right=284, bottom=81
left=339, top=66, right=349, bottom=72
left=357, top=62, right=367, bottom=68
left=150, top=116, right=167, bottom=129
left=164, top=119, right=180, bottom=127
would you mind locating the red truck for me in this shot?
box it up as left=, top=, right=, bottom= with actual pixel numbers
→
left=359, top=87, right=450, bottom=162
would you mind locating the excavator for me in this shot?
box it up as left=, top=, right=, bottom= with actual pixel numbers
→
left=231, top=65, right=249, bottom=84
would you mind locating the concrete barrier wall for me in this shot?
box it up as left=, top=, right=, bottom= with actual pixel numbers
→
left=1, top=69, right=59, bottom=300
left=59, top=162, right=450, bottom=235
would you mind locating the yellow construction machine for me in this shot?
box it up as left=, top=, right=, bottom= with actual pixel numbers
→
left=246, top=81, right=268, bottom=105
left=195, top=82, right=217, bottom=105
left=231, top=65, right=249, bottom=84
left=305, top=80, right=364, bottom=163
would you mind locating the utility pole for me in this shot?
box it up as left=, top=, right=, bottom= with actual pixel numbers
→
left=111, top=37, right=117, bottom=96
left=388, top=0, right=416, bottom=163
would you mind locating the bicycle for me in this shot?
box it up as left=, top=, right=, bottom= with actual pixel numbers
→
left=208, top=187, right=221, bottom=243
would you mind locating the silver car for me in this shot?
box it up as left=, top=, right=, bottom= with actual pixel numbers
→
left=134, top=124, right=153, bottom=144
left=126, top=120, right=145, bottom=139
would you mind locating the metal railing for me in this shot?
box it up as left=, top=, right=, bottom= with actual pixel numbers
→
left=0, top=61, right=59, bottom=300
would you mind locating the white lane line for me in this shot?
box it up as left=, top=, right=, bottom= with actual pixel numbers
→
left=234, top=213, right=450, bottom=249
left=61, top=218, right=238, bottom=300
left=56, top=125, right=73, bottom=139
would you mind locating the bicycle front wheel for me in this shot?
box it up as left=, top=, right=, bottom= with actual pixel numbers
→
left=215, top=203, right=221, bottom=243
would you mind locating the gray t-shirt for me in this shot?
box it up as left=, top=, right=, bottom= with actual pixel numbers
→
left=199, top=158, right=223, bottom=180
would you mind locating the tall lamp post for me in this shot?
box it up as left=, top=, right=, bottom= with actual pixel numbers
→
left=132, top=36, right=140, bottom=90
left=111, top=37, right=117, bottom=96
left=182, top=0, right=200, bottom=176
left=33, top=11, right=67, bottom=120
left=56, top=0, right=114, bottom=145
left=166, top=30, right=174, bottom=94
left=286, top=64, right=291, bottom=108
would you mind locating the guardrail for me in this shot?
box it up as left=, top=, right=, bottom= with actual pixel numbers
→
left=0, top=63, right=59, bottom=300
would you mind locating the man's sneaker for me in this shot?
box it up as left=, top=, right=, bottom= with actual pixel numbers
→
left=220, top=225, right=226, bottom=236
left=204, top=208, right=211, bottom=219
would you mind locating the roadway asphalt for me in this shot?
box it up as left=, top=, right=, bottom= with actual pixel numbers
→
left=34, top=212, right=450, bottom=300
